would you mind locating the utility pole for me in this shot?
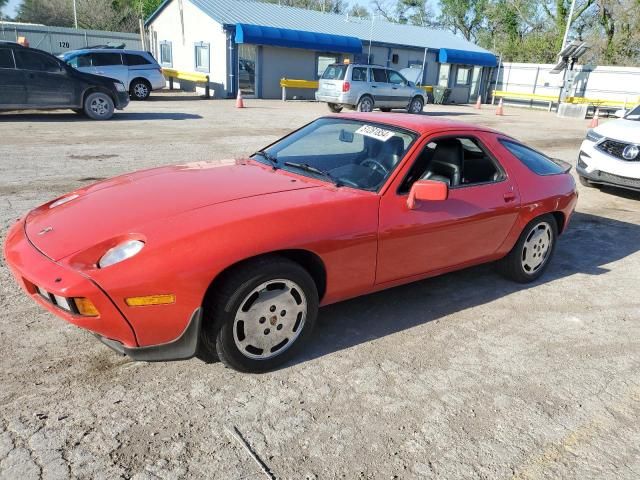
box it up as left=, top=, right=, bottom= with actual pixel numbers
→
left=72, top=0, right=78, bottom=28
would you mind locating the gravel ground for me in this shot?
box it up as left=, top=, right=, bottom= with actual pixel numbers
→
left=1, top=95, right=639, bottom=480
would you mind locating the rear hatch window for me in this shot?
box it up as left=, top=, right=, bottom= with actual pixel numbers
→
left=500, top=139, right=570, bottom=175
left=321, top=64, right=347, bottom=80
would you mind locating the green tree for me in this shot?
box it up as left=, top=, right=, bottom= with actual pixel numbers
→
left=438, top=0, right=488, bottom=41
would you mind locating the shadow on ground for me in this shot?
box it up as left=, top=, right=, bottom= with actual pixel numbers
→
left=0, top=112, right=202, bottom=122
left=283, top=211, right=640, bottom=367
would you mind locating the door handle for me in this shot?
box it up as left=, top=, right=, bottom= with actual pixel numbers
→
left=503, top=191, right=516, bottom=202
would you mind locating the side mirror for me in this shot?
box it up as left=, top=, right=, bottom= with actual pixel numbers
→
left=407, top=180, right=448, bottom=209
left=614, top=109, right=626, bottom=118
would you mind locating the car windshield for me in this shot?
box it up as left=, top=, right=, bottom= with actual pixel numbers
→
left=624, top=105, right=640, bottom=120
left=321, top=65, right=347, bottom=80
left=253, top=118, right=417, bottom=191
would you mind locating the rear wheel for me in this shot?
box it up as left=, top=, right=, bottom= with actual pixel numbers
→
left=130, top=79, right=151, bottom=100
left=327, top=103, right=343, bottom=113
left=498, top=214, right=558, bottom=283
left=199, top=257, right=319, bottom=372
left=83, top=92, right=115, bottom=120
left=357, top=95, right=374, bottom=112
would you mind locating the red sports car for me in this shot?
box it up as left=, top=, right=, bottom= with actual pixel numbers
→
left=4, top=114, right=577, bottom=372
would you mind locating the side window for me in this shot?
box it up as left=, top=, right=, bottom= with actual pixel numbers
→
left=90, top=53, right=122, bottom=67
left=194, top=42, right=209, bottom=72
left=0, top=49, right=15, bottom=68
left=399, top=136, right=502, bottom=193
left=499, top=139, right=566, bottom=175
left=159, top=41, right=172, bottom=66
left=351, top=67, right=368, bottom=82
left=124, top=53, right=151, bottom=66
left=372, top=68, right=388, bottom=83
left=14, top=50, right=61, bottom=72
left=388, top=70, right=406, bottom=85
left=77, top=54, right=91, bottom=68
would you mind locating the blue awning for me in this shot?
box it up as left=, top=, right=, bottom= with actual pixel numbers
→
left=235, top=23, right=362, bottom=54
left=439, top=48, right=497, bottom=67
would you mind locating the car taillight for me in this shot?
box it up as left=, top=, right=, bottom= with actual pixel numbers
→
left=342, top=81, right=350, bottom=93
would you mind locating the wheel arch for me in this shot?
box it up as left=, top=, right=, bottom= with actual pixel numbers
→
left=130, top=76, right=151, bottom=90
left=551, top=211, right=566, bottom=234
left=202, top=249, right=328, bottom=308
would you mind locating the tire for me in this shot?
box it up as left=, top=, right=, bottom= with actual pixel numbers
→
left=130, top=79, right=151, bottom=100
left=357, top=95, right=374, bottom=112
left=408, top=96, right=424, bottom=114
left=579, top=175, right=594, bottom=188
left=498, top=214, right=558, bottom=283
left=327, top=103, right=343, bottom=113
left=83, top=92, right=115, bottom=120
left=380, top=108, right=392, bottom=112
left=199, top=256, right=319, bottom=373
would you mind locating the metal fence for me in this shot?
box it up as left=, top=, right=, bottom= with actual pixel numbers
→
left=0, top=22, right=142, bottom=56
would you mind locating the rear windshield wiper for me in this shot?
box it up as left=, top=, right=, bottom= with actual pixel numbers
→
left=283, top=161, right=342, bottom=187
left=253, top=150, right=279, bottom=169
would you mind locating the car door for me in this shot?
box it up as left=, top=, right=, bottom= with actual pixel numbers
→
left=88, top=52, right=127, bottom=84
left=0, top=48, right=27, bottom=106
left=376, top=131, right=521, bottom=284
left=13, top=49, right=77, bottom=107
left=387, top=70, right=413, bottom=108
left=370, top=68, right=392, bottom=107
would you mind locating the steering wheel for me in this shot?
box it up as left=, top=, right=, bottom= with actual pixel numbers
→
left=360, top=159, right=389, bottom=176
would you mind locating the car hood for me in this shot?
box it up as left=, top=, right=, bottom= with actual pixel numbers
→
left=594, top=118, right=640, bottom=143
left=25, top=160, right=319, bottom=261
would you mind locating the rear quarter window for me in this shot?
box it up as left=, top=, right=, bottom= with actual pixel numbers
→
left=321, top=65, right=346, bottom=80
left=500, top=139, right=566, bottom=175
left=124, top=53, right=152, bottom=66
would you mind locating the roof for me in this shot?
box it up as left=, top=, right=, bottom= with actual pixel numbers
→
left=335, top=112, right=502, bottom=136
left=146, top=0, right=493, bottom=54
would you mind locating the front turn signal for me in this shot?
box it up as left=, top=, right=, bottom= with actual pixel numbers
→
left=125, top=294, right=176, bottom=307
left=74, top=297, right=100, bottom=316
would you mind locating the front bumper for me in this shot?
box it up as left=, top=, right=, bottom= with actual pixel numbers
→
left=3, top=219, right=199, bottom=361
left=578, top=139, right=640, bottom=192
left=114, top=91, right=130, bottom=110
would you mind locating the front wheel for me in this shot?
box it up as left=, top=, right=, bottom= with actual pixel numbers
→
left=408, top=96, right=424, bottom=114
left=327, top=103, right=343, bottom=113
left=83, top=92, right=115, bottom=120
left=498, top=214, right=558, bottom=283
left=199, top=257, right=319, bottom=372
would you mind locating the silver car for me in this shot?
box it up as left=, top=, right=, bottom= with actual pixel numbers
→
left=315, top=63, right=426, bottom=114
left=60, top=49, right=165, bottom=100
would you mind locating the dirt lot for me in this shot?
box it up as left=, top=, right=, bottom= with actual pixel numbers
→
left=1, top=95, right=639, bottom=480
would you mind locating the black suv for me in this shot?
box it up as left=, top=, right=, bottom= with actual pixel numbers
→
left=0, top=41, right=129, bottom=120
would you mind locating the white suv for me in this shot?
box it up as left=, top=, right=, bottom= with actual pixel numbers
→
left=60, top=49, right=165, bottom=100
left=578, top=105, right=640, bottom=192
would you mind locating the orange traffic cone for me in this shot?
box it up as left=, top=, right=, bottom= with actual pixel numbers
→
left=496, top=98, right=504, bottom=116
left=236, top=90, right=245, bottom=108
left=590, top=108, right=599, bottom=128
left=474, top=95, right=482, bottom=109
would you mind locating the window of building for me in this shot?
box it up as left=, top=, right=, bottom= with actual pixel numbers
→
left=372, top=68, right=387, bottom=83
left=350, top=67, right=368, bottom=82
left=456, top=66, right=472, bottom=86
left=194, top=42, right=209, bottom=72
left=159, top=41, right=172, bottom=66
left=124, top=53, right=151, bottom=66
left=317, top=55, right=339, bottom=78
left=438, top=64, right=450, bottom=87
left=14, top=50, right=61, bottom=72
left=0, top=49, right=15, bottom=68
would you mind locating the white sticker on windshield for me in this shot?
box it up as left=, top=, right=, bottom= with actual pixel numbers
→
left=355, top=125, right=395, bottom=142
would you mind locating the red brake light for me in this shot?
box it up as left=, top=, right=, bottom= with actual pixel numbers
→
left=342, top=81, right=350, bottom=93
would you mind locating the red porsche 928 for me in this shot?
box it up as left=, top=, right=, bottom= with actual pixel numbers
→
left=4, top=114, right=577, bottom=372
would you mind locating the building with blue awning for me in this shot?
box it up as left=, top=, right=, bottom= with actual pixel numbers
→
left=145, top=0, right=497, bottom=102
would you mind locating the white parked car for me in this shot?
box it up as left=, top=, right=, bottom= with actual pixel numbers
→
left=60, top=49, right=165, bottom=100
left=578, top=105, right=640, bottom=192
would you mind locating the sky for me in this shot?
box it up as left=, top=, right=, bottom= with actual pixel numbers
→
left=2, top=0, right=20, bottom=17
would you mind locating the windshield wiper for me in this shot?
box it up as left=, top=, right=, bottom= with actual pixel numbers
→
left=283, top=161, right=342, bottom=187
left=253, top=150, right=279, bottom=169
